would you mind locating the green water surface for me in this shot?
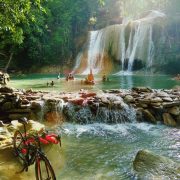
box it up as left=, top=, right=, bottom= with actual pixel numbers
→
left=0, top=74, right=179, bottom=179
left=9, top=74, right=180, bottom=92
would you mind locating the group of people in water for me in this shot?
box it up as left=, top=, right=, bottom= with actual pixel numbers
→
left=47, top=81, right=54, bottom=87
left=83, top=69, right=109, bottom=84
left=46, top=69, right=109, bottom=87
left=174, top=74, right=180, bottom=81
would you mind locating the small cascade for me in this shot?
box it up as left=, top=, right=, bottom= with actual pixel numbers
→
left=30, top=100, right=46, bottom=122
left=38, top=101, right=46, bottom=122
left=95, top=105, right=136, bottom=123
left=63, top=95, right=136, bottom=124
left=74, top=10, right=165, bottom=74
left=39, top=98, right=66, bottom=123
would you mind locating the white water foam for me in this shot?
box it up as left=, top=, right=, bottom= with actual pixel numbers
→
left=61, top=122, right=161, bottom=138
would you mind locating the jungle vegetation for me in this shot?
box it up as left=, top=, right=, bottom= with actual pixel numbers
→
left=0, top=0, right=179, bottom=73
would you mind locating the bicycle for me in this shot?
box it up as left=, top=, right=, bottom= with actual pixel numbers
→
left=13, top=117, right=61, bottom=180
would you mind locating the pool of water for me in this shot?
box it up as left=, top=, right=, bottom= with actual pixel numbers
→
left=2, top=74, right=179, bottom=179
left=57, top=123, right=180, bottom=179
left=1, top=123, right=179, bottom=179
left=9, top=74, right=180, bottom=92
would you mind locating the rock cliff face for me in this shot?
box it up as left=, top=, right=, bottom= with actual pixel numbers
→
left=73, top=10, right=180, bottom=75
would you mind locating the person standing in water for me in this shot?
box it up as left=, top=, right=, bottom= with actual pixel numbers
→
left=57, top=73, right=60, bottom=79
left=87, top=69, right=94, bottom=82
left=50, top=81, right=54, bottom=86
left=85, top=68, right=95, bottom=84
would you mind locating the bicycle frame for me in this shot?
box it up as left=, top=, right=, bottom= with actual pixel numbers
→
left=14, top=118, right=60, bottom=179
left=27, top=147, right=46, bottom=167
left=19, top=133, right=50, bottom=173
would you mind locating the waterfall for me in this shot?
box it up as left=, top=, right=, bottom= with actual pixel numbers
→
left=119, top=24, right=126, bottom=71
left=74, top=10, right=165, bottom=74
left=63, top=93, right=137, bottom=124
left=147, top=26, right=154, bottom=71
left=127, top=22, right=142, bottom=71
left=82, top=31, right=105, bottom=74
left=72, top=52, right=83, bottom=74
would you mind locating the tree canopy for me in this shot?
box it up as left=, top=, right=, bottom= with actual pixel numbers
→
left=0, top=0, right=45, bottom=70
left=0, top=0, right=179, bottom=73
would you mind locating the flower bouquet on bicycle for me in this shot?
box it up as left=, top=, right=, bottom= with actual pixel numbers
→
left=13, top=117, right=61, bottom=180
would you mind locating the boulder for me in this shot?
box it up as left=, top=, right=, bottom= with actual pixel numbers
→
left=8, top=108, right=31, bottom=113
left=100, top=97, right=110, bottom=104
left=133, top=150, right=180, bottom=179
left=156, top=91, right=169, bottom=97
left=150, top=102, right=162, bottom=107
left=124, top=95, right=135, bottom=103
left=9, top=113, right=30, bottom=120
left=176, top=115, right=180, bottom=125
left=168, top=106, right=180, bottom=116
left=1, top=101, right=13, bottom=111
left=136, top=108, right=143, bottom=122
left=0, top=86, right=15, bottom=93
left=139, top=103, right=148, bottom=108
left=162, top=97, right=173, bottom=102
left=151, top=97, right=163, bottom=103
left=81, top=92, right=96, bottom=98
left=68, top=98, right=85, bottom=106
left=142, top=109, right=156, bottom=124
left=113, top=101, right=123, bottom=108
left=10, top=120, right=45, bottom=134
left=163, top=101, right=180, bottom=108
left=132, top=87, right=153, bottom=93
left=163, top=113, right=177, bottom=126
left=31, top=100, right=43, bottom=110
left=139, top=98, right=151, bottom=104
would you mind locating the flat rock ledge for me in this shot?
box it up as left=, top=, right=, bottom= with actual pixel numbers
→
left=133, top=149, right=180, bottom=179
left=0, top=120, right=45, bottom=150
left=0, top=86, right=179, bottom=126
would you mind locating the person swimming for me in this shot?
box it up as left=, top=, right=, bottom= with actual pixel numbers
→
left=50, top=81, right=54, bottom=86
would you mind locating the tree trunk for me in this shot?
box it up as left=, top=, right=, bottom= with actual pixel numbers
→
left=5, top=52, right=14, bottom=72
left=0, top=52, right=7, bottom=58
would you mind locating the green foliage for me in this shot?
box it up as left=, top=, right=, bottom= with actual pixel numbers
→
left=15, top=0, right=100, bottom=69
left=0, top=0, right=179, bottom=73
left=0, top=0, right=45, bottom=46
left=0, top=0, right=45, bottom=70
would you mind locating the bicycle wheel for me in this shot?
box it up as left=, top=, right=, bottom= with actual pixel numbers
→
left=13, top=131, right=26, bottom=161
left=35, top=154, right=56, bottom=180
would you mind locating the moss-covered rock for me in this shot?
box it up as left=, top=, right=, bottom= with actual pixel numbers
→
left=133, top=150, right=180, bottom=179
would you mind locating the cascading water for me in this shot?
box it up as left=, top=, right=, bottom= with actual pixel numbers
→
left=74, top=10, right=165, bottom=74
left=118, top=24, right=126, bottom=71
left=127, top=21, right=142, bottom=72
left=147, top=25, right=155, bottom=71
left=82, top=31, right=105, bottom=74
left=63, top=94, right=136, bottom=124
left=72, top=52, right=83, bottom=74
